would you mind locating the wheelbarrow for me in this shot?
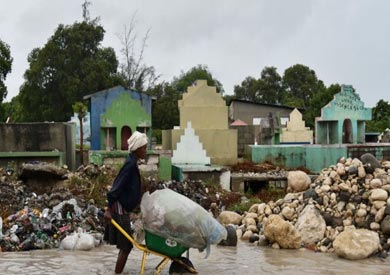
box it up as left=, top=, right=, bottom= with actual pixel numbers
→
left=111, top=218, right=197, bottom=275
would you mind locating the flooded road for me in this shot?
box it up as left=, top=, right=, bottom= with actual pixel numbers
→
left=1, top=242, right=390, bottom=275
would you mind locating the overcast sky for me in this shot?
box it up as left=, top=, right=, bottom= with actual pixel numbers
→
left=1, top=0, right=389, bottom=107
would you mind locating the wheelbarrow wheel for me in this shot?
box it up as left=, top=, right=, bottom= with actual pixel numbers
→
left=169, top=256, right=197, bottom=274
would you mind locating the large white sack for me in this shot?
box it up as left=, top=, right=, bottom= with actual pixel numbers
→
left=141, top=189, right=227, bottom=252
left=60, top=229, right=95, bottom=251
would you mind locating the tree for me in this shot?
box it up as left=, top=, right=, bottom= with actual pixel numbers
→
left=233, top=76, right=258, bottom=101
left=258, top=66, right=282, bottom=104
left=171, top=64, right=223, bottom=94
left=304, top=84, right=341, bottom=128
left=0, top=39, right=13, bottom=103
left=73, top=101, right=88, bottom=165
left=149, top=83, right=180, bottom=130
left=149, top=65, right=223, bottom=131
left=15, top=6, right=122, bottom=122
left=233, top=66, right=282, bottom=104
left=117, top=13, right=159, bottom=92
left=366, top=99, right=390, bottom=132
left=282, top=64, right=326, bottom=108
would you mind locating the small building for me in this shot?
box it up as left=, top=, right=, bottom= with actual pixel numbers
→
left=163, top=80, right=237, bottom=166
left=84, top=86, right=153, bottom=151
left=280, top=108, right=313, bottom=144
left=315, top=85, right=372, bottom=144
left=228, top=99, right=296, bottom=127
left=228, top=99, right=298, bottom=155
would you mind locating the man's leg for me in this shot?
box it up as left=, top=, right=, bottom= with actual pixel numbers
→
left=115, top=249, right=130, bottom=274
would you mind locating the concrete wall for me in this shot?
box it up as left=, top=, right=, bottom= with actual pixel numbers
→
left=281, top=109, right=313, bottom=144
left=171, top=128, right=238, bottom=165
left=161, top=130, right=172, bottom=150
left=168, top=80, right=237, bottom=166
left=0, top=122, right=76, bottom=169
left=250, top=144, right=390, bottom=173
left=178, top=80, right=227, bottom=129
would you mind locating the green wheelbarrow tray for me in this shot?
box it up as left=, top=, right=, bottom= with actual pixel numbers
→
left=110, top=218, right=197, bottom=275
left=144, top=230, right=188, bottom=258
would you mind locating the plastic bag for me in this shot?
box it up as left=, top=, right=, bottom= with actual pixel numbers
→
left=141, top=189, right=227, bottom=253
left=60, top=232, right=78, bottom=250
left=60, top=229, right=96, bottom=251
left=74, top=232, right=95, bottom=251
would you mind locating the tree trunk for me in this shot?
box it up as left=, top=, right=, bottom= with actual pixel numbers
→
left=78, top=114, right=84, bottom=165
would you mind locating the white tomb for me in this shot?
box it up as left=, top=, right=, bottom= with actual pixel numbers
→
left=171, top=121, right=210, bottom=165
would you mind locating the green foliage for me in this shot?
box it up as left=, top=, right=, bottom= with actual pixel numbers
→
left=171, top=64, right=223, bottom=94
left=227, top=197, right=260, bottom=214
left=282, top=64, right=326, bottom=110
left=152, top=128, right=162, bottom=144
left=258, top=66, right=283, bottom=104
left=14, top=20, right=122, bottom=122
left=233, top=76, right=258, bottom=101
left=72, top=101, right=88, bottom=118
left=233, top=66, right=282, bottom=104
left=148, top=82, right=180, bottom=130
left=0, top=101, right=13, bottom=122
left=149, top=65, right=222, bottom=130
left=366, top=99, right=390, bottom=132
left=0, top=39, right=13, bottom=103
left=304, top=84, right=341, bottom=129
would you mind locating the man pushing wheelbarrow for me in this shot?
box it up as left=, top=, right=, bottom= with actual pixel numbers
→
left=104, top=131, right=227, bottom=275
left=103, top=131, right=149, bottom=274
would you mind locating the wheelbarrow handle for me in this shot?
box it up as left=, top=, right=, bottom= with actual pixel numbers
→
left=110, top=218, right=142, bottom=250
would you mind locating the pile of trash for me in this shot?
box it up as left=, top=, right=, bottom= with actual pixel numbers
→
left=0, top=166, right=105, bottom=252
left=0, top=197, right=104, bottom=252
left=0, top=162, right=240, bottom=252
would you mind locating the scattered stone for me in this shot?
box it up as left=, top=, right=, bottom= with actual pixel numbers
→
left=218, top=211, right=243, bottom=225
left=295, top=204, right=326, bottom=245
left=287, top=171, right=311, bottom=192
left=381, top=216, right=390, bottom=235
left=218, top=225, right=237, bottom=246
left=360, top=153, right=381, bottom=174
left=333, top=229, right=380, bottom=260
left=237, top=156, right=390, bottom=259
left=263, top=215, right=301, bottom=249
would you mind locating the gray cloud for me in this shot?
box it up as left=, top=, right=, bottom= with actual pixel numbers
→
left=0, top=0, right=389, bottom=108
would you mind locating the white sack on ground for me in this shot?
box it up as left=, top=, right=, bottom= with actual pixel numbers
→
left=141, top=189, right=227, bottom=251
left=60, top=229, right=96, bottom=251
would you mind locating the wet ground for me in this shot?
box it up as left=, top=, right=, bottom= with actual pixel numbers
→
left=1, top=242, right=390, bottom=275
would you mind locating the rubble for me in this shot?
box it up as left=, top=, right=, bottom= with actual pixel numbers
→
left=0, top=162, right=240, bottom=252
left=0, top=165, right=109, bottom=252
left=229, top=155, right=390, bottom=259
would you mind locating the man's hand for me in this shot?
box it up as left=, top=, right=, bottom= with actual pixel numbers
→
left=104, top=207, right=112, bottom=221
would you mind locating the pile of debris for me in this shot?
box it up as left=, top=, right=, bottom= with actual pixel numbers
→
left=225, top=154, right=390, bottom=259
left=0, top=163, right=241, bottom=252
left=0, top=164, right=109, bottom=252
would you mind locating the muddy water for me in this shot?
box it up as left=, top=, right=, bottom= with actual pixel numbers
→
left=1, top=242, right=390, bottom=275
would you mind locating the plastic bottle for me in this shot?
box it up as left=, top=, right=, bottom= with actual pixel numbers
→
left=41, top=208, right=50, bottom=218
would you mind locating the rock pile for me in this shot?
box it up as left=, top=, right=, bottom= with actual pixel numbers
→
left=220, top=154, right=390, bottom=260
